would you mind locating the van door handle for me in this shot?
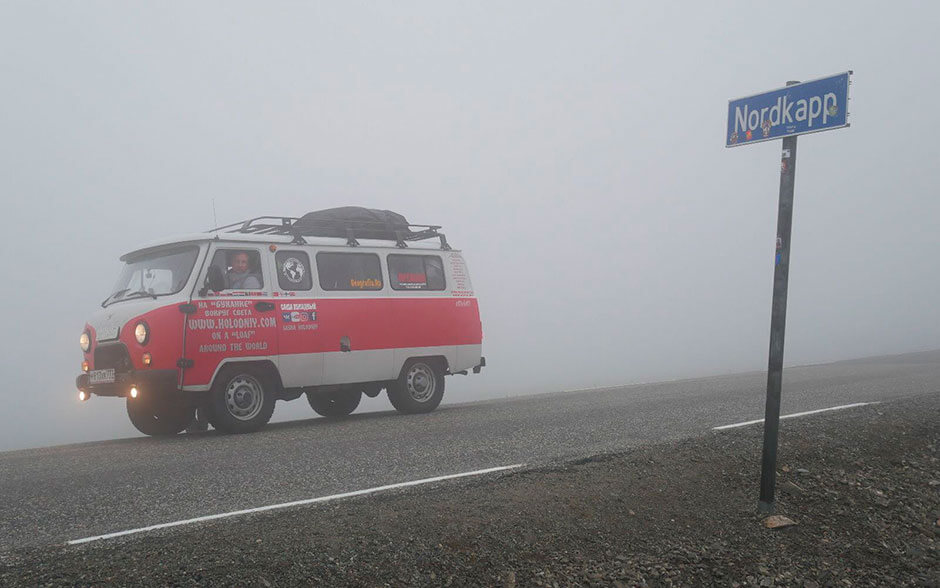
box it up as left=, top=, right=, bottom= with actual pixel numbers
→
left=255, top=301, right=275, bottom=312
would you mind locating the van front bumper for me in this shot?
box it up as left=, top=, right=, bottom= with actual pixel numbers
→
left=76, top=369, right=178, bottom=398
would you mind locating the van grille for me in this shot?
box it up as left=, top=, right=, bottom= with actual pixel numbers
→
left=94, top=342, right=132, bottom=372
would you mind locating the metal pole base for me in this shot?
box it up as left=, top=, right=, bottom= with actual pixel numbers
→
left=757, top=500, right=775, bottom=514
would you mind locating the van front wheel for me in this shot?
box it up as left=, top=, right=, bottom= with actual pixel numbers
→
left=207, top=366, right=276, bottom=434
left=126, top=397, right=193, bottom=437
left=387, top=360, right=445, bottom=414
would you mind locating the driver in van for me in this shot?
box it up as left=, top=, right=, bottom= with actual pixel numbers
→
left=226, top=251, right=262, bottom=289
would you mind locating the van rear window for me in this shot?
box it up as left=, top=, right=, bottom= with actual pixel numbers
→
left=316, top=252, right=383, bottom=291
left=388, top=255, right=445, bottom=291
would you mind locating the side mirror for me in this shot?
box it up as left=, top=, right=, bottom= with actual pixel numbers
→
left=205, top=266, right=226, bottom=293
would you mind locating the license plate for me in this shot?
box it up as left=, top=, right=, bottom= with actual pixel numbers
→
left=89, top=369, right=115, bottom=385
left=96, top=326, right=120, bottom=341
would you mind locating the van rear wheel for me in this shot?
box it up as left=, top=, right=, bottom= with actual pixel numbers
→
left=307, top=388, right=361, bottom=418
left=126, top=397, right=193, bottom=437
left=207, top=366, right=276, bottom=434
left=387, top=359, right=445, bottom=414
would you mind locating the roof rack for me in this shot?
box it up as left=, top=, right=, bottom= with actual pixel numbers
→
left=209, top=216, right=452, bottom=250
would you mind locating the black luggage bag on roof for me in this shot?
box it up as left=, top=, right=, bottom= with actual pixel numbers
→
left=292, top=207, right=412, bottom=240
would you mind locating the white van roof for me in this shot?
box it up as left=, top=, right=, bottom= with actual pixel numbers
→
left=120, top=216, right=456, bottom=262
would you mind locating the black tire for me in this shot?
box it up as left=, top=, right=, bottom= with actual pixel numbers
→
left=306, top=388, right=362, bottom=418
left=387, top=359, right=446, bottom=414
left=126, top=397, right=193, bottom=437
left=206, top=365, right=276, bottom=434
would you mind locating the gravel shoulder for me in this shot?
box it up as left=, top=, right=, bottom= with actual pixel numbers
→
left=3, top=393, right=938, bottom=587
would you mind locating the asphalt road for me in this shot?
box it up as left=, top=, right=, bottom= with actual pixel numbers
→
left=2, top=350, right=938, bottom=553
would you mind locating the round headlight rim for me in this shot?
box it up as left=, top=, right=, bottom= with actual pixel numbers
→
left=80, top=330, right=91, bottom=353
left=134, top=321, right=150, bottom=346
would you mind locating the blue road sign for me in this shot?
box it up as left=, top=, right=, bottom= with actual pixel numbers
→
left=726, top=72, right=851, bottom=147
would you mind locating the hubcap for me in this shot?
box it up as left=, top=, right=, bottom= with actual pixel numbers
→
left=406, top=364, right=435, bottom=402
left=224, top=375, right=264, bottom=421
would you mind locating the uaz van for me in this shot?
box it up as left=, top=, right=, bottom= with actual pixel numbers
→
left=76, top=207, right=484, bottom=436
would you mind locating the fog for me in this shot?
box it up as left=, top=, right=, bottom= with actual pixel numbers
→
left=1, top=3, right=937, bottom=451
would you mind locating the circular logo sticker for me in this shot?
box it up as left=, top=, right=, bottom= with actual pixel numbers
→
left=280, top=257, right=306, bottom=284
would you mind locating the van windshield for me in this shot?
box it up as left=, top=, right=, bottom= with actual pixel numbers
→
left=103, top=246, right=200, bottom=307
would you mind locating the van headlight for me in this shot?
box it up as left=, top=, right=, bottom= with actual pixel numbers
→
left=79, top=331, right=91, bottom=353
left=134, top=322, right=150, bottom=345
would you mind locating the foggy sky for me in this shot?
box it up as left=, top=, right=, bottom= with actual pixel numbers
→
left=1, top=2, right=938, bottom=451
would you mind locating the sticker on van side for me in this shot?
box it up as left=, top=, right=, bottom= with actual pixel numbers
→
left=279, top=302, right=318, bottom=331
left=449, top=253, right=474, bottom=297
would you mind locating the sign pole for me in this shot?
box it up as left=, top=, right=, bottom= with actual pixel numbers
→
left=725, top=72, right=851, bottom=511
left=758, top=80, right=800, bottom=513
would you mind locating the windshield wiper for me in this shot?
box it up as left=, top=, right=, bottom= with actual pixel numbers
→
left=124, top=290, right=158, bottom=301
left=101, top=288, right=130, bottom=308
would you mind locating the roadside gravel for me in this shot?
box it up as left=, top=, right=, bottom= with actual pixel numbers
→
left=3, top=393, right=937, bottom=586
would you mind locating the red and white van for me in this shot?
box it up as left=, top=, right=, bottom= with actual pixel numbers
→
left=76, top=208, right=484, bottom=436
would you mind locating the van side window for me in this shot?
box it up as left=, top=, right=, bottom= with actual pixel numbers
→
left=275, top=251, right=313, bottom=291
left=316, top=252, right=383, bottom=291
left=209, top=249, right=264, bottom=290
left=388, top=255, right=446, bottom=291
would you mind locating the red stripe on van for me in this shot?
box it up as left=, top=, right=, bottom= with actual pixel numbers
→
left=282, top=297, right=482, bottom=354
left=177, top=296, right=481, bottom=387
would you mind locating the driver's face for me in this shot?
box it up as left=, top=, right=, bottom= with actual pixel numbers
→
left=231, top=253, right=250, bottom=273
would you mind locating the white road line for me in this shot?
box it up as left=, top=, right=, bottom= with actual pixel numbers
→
left=712, top=402, right=877, bottom=431
left=67, top=463, right=525, bottom=546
